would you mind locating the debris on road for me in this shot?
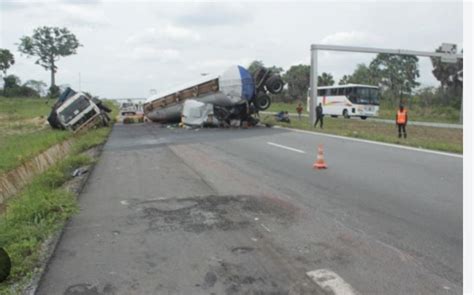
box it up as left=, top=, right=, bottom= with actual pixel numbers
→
left=143, top=65, right=283, bottom=128
left=47, top=87, right=111, bottom=133
left=71, top=167, right=88, bottom=177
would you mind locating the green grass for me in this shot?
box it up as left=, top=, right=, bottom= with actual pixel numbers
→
left=377, top=101, right=460, bottom=123
left=0, top=130, right=71, bottom=173
left=0, top=97, right=119, bottom=174
left=0, top=126, right=114, bottom=294
left=0, top=154, right=92, bottom=294
left=0, top=97, right=54, bottom=120
left=0, top=97, right=118, bottom=294
left=266, top=100, right=461, bottom=124
left=267, top=101, right=309, bottom=114
left=261, top=114, right=462, bottom=154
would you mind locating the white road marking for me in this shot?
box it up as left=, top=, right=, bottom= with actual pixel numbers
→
left=275, top=126, right=463, bottom=158
left=120, top=200, right=129, bottom=205
left=307, top=269, right=358, bottom=295
left=261, top=224, right=271, bottom=232
left=267, top=142, right=306, bottom=154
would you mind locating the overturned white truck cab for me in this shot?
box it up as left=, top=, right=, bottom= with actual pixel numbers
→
left=47, top=87, right=111, bottom=133
left=143, top=65, right=283, bottom=125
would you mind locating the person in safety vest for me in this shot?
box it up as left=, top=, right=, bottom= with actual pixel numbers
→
left=396, top=104, right=408, bottom=138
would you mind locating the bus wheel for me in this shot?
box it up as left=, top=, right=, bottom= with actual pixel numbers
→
left=360, top=116, right=367, bottom=120
left=343, top=109, right=350, bottom=119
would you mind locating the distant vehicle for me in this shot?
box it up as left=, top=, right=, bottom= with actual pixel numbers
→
left=120, top=100, right=142, bottom=116
left=307, top=84, right=380, bottom=119
left=48, top=87, right=111, bottom=132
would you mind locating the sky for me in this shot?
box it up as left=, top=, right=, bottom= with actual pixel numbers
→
left=0, top=0, right=463, bottom=98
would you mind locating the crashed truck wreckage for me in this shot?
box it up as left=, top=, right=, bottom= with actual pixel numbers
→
left=47, top=87, right=112, bottom=133
left=143, top=65, right=284, bottom=127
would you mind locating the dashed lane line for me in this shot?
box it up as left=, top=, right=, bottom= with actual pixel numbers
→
left=306, top=269, right=359, bottom=295
left=267, top=142, right=306, bottom=154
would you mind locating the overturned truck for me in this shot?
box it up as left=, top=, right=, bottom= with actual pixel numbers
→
left=143, top=65, right=283, bottom=126
left=48, top=87, right=112, bottom=133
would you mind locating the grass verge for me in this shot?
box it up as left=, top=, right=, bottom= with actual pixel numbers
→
left=266, top=101, right=461, bottom=124
left=261, top=114, right=462, bottom=154
left=0, top=97, right=118, bottom=294
left=0, top=126, right=113, bottom=294
left=0, top=97, right=118, bottom=174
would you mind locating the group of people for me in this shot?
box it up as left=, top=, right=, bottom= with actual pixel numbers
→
left=292, top=101, right=409, bottom=138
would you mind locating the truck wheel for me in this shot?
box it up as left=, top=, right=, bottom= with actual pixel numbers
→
left=214, top=107, right=229, bottom=121
left=360, top=116, right=367, bottom=120
left=343, top=109, right=350, bottom=119
left=265, top=75, right=284, bottom=94
left=255, top=93, right=271, bottom=111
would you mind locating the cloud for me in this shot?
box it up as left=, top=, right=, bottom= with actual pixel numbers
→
left=127, top=47, right=181, bottom=63
left=56, top=3, right=110, bottom=28
left=321, top=31, right=384, bottom=46
left=176, top=3, right=252, bottom=27
left=186, top=57, right=252, bottom=72
left=126, top=25, right=201, bottom=45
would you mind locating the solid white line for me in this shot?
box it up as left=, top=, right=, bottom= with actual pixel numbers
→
left=267, top=142, right=306, bottom=154
left=307, top=269, right=358, bottom=295
left=275, top=126, right=463, bottom=158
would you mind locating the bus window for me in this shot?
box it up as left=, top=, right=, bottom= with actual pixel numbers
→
left=330, top=88, right=338, bottom=95
left=369, top=88, right=380, bottom=105
left=318, top=89, right=327, bottom=96
left=337, top=88, right=345, bottom=95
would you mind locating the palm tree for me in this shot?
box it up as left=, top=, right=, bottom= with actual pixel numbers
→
left=318, top=72, right=335, bottom=86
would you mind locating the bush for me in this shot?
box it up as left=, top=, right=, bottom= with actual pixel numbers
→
left=48, top=85, right=60, bottom=98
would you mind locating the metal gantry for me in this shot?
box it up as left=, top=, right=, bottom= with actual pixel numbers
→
left=309, top=44, right=464, bottom=124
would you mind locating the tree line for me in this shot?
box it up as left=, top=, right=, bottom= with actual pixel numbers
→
left=248, top=48, right=462, bottom=109
left=0, top=26, right=81, bottom=98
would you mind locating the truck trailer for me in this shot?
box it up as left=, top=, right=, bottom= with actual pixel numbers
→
left=143, top=65, right=283, bottom=124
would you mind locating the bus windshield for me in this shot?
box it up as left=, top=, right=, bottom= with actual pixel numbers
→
left=347, top=87, right=380, bottom=105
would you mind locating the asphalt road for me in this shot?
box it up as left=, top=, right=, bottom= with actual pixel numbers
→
left=37, top=124, right=462, bottom=294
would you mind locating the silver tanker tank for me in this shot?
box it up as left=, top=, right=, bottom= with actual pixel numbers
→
left=143, top=65, right=283, bottom=123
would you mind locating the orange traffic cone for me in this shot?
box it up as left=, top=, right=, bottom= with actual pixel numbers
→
left=313, top=145, right=327, bottom=169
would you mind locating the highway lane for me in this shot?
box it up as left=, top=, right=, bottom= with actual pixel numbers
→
left=37, top=124, right=462, bottom=294
left=196, top=127, right=463, bottom=285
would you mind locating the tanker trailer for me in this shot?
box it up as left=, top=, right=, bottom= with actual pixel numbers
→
left=143, top=65, right=283, bottom=123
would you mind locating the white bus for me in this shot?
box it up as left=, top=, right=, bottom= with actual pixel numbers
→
left=307, top=84, right=380, bottom=119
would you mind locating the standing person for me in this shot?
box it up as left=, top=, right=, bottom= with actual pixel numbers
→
left=296, top=103, right=303, bottom=120
left=314, top=103, right=324, bottom=128
left=396, top=103, right=408, bottom=138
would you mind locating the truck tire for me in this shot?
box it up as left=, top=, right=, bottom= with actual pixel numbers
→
left=265, top=75, right=284, bottom=94
left=255, top=93, right=271, bottom=111
left=343, top=109, right=350, bottom=119
left=214, top=107, right=229, bottom=121
left=360, top=116, right=367, bottom=120
left=0, top=247, right=11, bottom=283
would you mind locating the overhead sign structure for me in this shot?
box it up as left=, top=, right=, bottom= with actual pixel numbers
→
left=440, top=43, right=458, bottom=63
left=309, top=44, right=463, bottom=124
